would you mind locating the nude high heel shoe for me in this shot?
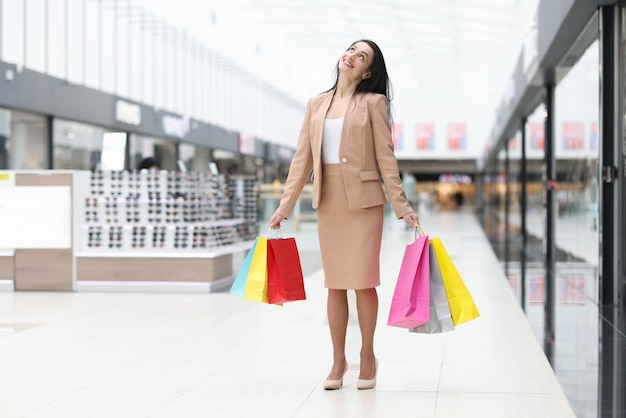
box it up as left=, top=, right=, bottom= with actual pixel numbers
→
left=357, top=358, right=378, bottom=390
left=323, top=363, right=348, bottom=390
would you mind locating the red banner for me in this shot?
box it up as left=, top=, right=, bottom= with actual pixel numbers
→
left=589, top=121, right=598, bottom=150
left=238, top=133, right=255, bottom=155
left=392, top=124, right=403, bottom=149
left=507, top=273, right=520, bottom=301
left=528, top=122, right=544, bottom=150
left=416, top=123, right=434, bottom=150
left=562, top=122, right=584, bottom=150
left=560, top=274, right=585, bottom=306
left=447, top=123, right=466, bottom=150
left=529, top=274, right=544, bottom=305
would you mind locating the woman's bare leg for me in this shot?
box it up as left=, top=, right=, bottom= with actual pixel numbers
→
left=326, top=288, right=349, bottom=379
left=355, top=287, right=378, bottom=379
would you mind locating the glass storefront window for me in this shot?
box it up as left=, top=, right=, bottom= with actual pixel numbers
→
left=240, top=155, right=258, bottom=176
left=53, top=119, right=103, bottom=170
left=178, top=143, right=212, bottom=173
left=190, top=147, right=211, bottom=173
left=178, top=143, right=195, bottom=172
left=504, top=131, right=523, bottom=302
left=553, top=35, right=600, bottom=418
left=483, top=13, right=603, bottom=417
left=481, top=149, right=506, bottom=271
left=0, top=108, right=9, bottom=169
left=524, top=103, right=547, bottom=344
left=8, top=111, right=48, bottom=169
left=129, top=134, right=177, bottom=172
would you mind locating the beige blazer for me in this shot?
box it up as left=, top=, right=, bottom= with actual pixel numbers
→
left=275, top=90, right=414, bottom=220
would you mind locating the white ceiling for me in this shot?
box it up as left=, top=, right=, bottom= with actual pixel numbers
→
left=134, top=0, right=538, bottom=147
left=137, top=0, right=536, bottom=103
left=250, top=1, right=533, bottom=105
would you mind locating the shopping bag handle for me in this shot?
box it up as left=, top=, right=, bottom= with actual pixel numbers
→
left=266, top=227, right=284, bottom=240
left=414, top=224, right=426, bottom=239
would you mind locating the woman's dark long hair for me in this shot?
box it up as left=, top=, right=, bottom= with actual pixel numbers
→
left=325, top=39, right=394, bottom=124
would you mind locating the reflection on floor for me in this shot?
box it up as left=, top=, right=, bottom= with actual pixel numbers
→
left=0, top=211, right=576, bottom=417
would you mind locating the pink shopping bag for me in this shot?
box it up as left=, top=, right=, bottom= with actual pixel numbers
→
left=387, top=233, right=430, bottom=329
left=410, top=243, right=455, bottom=334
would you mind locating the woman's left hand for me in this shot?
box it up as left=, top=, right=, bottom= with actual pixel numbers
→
left=402, top=212, right=420, bottom=228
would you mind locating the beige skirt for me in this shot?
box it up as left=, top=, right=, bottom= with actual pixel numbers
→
left=317, top=164, right=383, bottom=289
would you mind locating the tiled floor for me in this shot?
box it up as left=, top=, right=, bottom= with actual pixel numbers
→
left=0, top=211, right=576, bottom=417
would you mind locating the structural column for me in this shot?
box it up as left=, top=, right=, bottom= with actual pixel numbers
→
left=520, top=118, right=527, bottom=311
left=599, top=5, right=625, bottom=418
left=543, top=82, right=556, bottom=365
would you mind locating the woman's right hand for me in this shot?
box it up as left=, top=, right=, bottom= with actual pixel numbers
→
left=268, top=213, right=285, bottom=230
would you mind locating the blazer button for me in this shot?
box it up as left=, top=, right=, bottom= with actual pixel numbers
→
left=341, top=157, right=348, bottom=163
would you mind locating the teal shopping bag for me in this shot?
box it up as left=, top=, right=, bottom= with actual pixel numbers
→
left=229, top=238, right=259, bottom=298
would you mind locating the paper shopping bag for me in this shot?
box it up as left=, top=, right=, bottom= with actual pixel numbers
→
left=229, top=238, right=259, bottom=299
left=410, top=243, right=455, bottom=334
left=387, top=234, right=430, bottom=329
left=243, top=236, right=269, bottom=303
left=430, top=237, right=479, bottom=326
left=266, top=237, right=306, bottom=304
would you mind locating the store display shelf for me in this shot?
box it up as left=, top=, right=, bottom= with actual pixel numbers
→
left=78, top=219, right=249, bottom=228
left=75, top=240, right=254, bottom=258
left=75, top=276, right=234, bottom=293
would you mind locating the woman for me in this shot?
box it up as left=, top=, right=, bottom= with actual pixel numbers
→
left=269, top=39, right=419, bottom=390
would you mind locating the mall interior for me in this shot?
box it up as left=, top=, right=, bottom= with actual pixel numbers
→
left=0, top=0, right=624, bottom=417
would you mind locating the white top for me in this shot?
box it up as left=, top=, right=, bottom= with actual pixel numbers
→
left=322, top=117, right=344, bottom=164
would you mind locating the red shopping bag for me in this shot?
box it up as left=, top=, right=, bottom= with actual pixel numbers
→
left=266, top=237, right=306, bottom=304
left=387, top=233, right=430, bottom=329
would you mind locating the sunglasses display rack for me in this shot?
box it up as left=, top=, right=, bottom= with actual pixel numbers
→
left=80, top=170, right=258, bottom=253
left=228, top=176, right=258, bottom=225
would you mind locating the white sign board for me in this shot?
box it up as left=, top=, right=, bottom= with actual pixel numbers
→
left=0, top=186, right=71, bottom=248
left=0, top=171, right=15, bottom=187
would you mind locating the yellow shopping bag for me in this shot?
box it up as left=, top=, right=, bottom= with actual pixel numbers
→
left=229, top=238, right=259, bottom=299
left=243, top=236, right=269, bottom=303
left=430, top=237, right=479, bottom=326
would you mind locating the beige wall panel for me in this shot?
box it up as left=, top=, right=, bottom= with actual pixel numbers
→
left=0, top=256, right=14, bottom=280
left=15, top=173, right=73, bottom=187
left=14, top=249, right=73, bottom=290
left=77, top=255, right=233, bottom=283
